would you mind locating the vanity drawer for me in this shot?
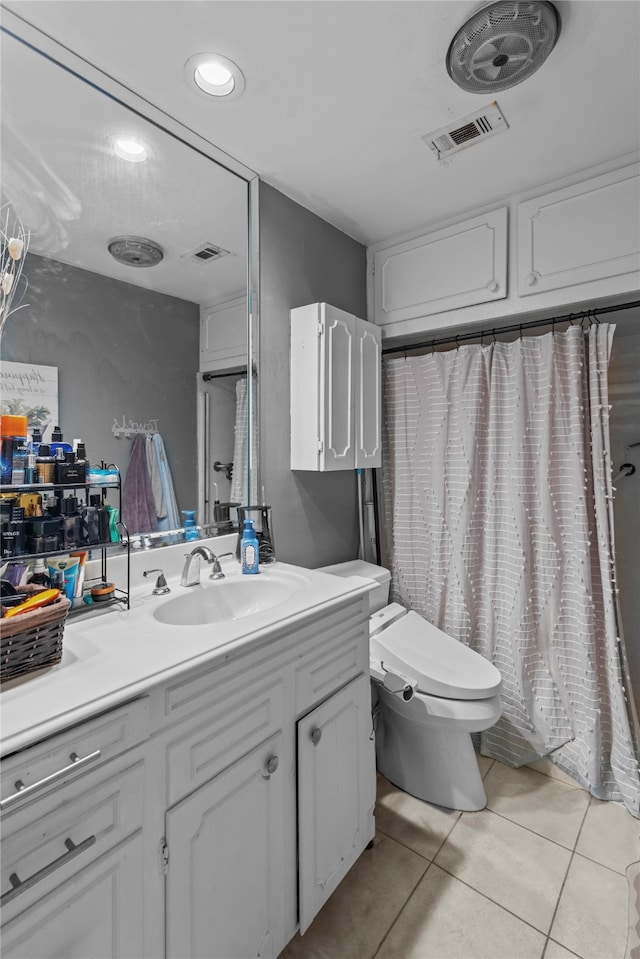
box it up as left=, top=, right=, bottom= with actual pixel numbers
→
left=0, top=696, right=150, bottom=813
left=165, top=675, right=285, bottom=807
left=1, top=753, right=144, bottom=924
left=294, top=604, right=369, bottom=716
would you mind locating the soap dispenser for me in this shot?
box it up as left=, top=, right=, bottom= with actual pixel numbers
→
left=240, top=519, right=259, bottom=575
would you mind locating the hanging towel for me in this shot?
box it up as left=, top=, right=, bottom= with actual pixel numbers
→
left=145, top=435, right=166, bottom=520
left=122, top=433, right=159, bottom=534
left=149, top=432, right=180, bottom=532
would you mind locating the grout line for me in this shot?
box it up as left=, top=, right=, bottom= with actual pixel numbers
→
left=482, top=802, right=589, bottom=853
left=371, top=860, right=433, bottom=959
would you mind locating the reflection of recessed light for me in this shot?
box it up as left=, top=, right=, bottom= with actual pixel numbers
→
left=113, top=137, right=148, bottom=162
left=184, top=53, right=245, bottom=100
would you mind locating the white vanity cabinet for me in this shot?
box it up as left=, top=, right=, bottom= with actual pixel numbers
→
left=0, top=589, right=375, bottom=959
left=199, top=295, right=247, bottom=373
left=0, top=698, right=150, bottom=959
left=290, top=302, right=382, bottom=471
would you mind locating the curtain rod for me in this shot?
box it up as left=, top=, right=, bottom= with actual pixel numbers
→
left=381, top=299, right=640, bottom=356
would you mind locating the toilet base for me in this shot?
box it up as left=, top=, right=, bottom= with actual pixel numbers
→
left=375, top=697, right=489, bottom=811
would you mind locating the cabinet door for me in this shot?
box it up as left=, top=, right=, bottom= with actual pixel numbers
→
left=297, top=673, right=376, bottom=933
left=517, top=164, right=640, bottom=296
left=165, top=733, right=286, bottom=959
left=373, top=207, right=507, bottom=327
left=320, top=305, right=355, bottom=471
left=355, top=319, right=382, bottom=469
left=1, top=833, right=144, bottom=959
left=200, top=296, right=247, bottom=372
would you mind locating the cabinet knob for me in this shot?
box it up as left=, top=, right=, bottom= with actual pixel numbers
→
left=486, top=279, right=499, bottom=293
left=311, top=728, right=322, bottom=746
left=525, top=272, right=539, bottom=286
left=266, top=755, right=279, bottom=775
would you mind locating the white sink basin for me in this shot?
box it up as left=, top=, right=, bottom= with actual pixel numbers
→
left=153, top=573, right=300, bottom=626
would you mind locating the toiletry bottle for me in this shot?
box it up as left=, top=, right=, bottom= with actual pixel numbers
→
left=90, top=494, right=110, bottom=543
left=75, top=441, right=89, bottom=480
left=241, top=518, right=260, bottom=575
left=3, top=506, right=26, bottom=556
left=80, top=498, right=101, bottom=545
left=24, top=452, right=37, bottom=484
left=182, top=509, right=199, bottom=542
left=28, top=556, right=51, bottom=587
left=1, top=415, right=29, bottom=485
left=49, top=425, right=73, bottom=457
left=36, top=444, right=56, bottom=484
left=60, top=496, right=81, bottom=548
left=30, top=427, right=42, bottom=454
left=106, top=504, right=120, bottom=543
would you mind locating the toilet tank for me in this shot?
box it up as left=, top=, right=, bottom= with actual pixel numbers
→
left=319, top=560, right=391, bottom=613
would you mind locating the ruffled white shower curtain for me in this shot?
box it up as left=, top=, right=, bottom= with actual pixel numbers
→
left=382, top=325, right=640, bottom=815
left=229, top=375, right=258, bottom=505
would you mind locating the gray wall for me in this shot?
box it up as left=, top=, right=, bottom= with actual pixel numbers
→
left=259, top=183, right=367, bottom=567
left=1, top=253, right=199, bottom=514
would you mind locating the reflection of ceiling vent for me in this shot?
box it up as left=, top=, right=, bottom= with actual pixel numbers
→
left=423, top=102, right=508, bottom=160
left=183, top=242, right=230, bottom=263
left=108, top=235, right=164, bottom=267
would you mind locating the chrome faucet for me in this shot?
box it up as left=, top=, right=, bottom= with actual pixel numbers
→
left=180, top=546, right=232, bottom=587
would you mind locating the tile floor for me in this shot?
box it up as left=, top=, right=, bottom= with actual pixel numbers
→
left=281, top=758, right=640, bottom=959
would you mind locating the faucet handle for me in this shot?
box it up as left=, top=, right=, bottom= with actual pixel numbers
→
left=143, top=568, right=171, bottom=595
left=209, top=552, right=233, bottom=580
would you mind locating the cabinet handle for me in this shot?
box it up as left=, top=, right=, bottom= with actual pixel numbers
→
left=486, top=279, right=499, bottom=293
left=525, top=272, right=539, bottom=286
left=0, top=749, right=102, bottom=811
left=1, top=835, right=96, bottom=906
left=266, top=756, right=279, bottom=775
left=311, top=728, right=322, bottom=746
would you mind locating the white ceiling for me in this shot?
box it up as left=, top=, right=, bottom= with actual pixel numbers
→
left=3, top=0, right=639, bottom=251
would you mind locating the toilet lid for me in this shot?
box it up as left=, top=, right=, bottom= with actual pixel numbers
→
left=371, top=609, right=501, bottom=701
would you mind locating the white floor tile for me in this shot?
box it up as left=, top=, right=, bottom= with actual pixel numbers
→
left=527, top=757, right=584, bottom=789
left=550, top=853, right=629, bottom=959
left=434, top=808, right=571, bottom=933
left=576, top=797, right=640, bottom=874
left=279, top=832, right=427, bottom=959
left=375, top=864, right=546, bottom=959
left=375, top=774, right=461, bottom=860
left=484, top=760, right=590, bottom=848
left=544, top=940, right=582, bottom=958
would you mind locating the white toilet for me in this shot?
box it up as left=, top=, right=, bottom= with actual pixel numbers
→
left=321, top=560, right=502, bottom=811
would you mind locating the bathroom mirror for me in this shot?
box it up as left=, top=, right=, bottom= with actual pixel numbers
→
left=0, top=23, right=258, bottom=536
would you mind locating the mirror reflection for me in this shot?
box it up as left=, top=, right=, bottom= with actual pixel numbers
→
left=0, top=30, right=253, bottom=541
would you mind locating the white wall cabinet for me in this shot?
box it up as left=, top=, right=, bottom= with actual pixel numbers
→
left=372, top=207, right=508, bottom=327
left=1, top=593, right=374, bottom=959
left=200, top=295, right=247, bottom=372
left=290, top=303, right=382, bottom=471
left=368, top=160, right=640, bottom=339
left=516, top=164, right=640, bottom=297
left=297, top=672, right=376, bottom=933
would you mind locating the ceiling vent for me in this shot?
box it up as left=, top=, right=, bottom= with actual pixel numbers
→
left=423, top=102, right=508, bottom=160
left=446, top=0, right=560, bottom=94
left=183, top=242, right=230, bottom=264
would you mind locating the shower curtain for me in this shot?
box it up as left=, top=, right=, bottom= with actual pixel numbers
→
left=382, top=324, right=640, bottom=815
left=229, top=375, right=258, bottom=505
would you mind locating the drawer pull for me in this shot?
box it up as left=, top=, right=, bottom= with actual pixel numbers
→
left=0, top=749, right=102, bottom=811
left=1, top=835, right=96, bottom=905
left=311, top=728, right=322, bottom=746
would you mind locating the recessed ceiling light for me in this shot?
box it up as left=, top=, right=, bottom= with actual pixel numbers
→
left=184, top=53, right=245, bottom=100
left=113, top=137, right=148, bottom=162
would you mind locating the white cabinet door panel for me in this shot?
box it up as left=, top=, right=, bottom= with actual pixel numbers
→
left=355, top=321, right=382, bottom=468
left=166, top=733, right=285, bottom=959
left=373, top=208, right=507, bottom=326
left=297, top=673, right=375, bottom=933
left=322, top=308, right=355, bottom=470
left=517, top=164, right=640, bottom=296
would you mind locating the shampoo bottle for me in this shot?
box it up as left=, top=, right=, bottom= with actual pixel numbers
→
left=240, top=518, right=259, bottom=575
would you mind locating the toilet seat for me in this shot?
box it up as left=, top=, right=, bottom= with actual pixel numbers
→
left=370, top=604, right=501, bottom=701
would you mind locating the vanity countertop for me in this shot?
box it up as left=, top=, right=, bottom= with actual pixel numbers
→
left=0, top=541, right=373, bottom=757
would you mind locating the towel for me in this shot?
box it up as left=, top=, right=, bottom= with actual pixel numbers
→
left=122, top=433, right=159, bottom=534
left=149, top=433, right=180, bottom=533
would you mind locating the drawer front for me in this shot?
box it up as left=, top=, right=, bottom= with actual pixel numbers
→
left=295, top=603, right=369, bottom=717
left=166, top=675, right=285, bottom=807
left=0, top=696, right=149, bottom=813
left=1, top=755, right=144, bottom=924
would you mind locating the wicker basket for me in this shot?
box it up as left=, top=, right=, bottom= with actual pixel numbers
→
left=0, top=586, right=71, bottom=683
